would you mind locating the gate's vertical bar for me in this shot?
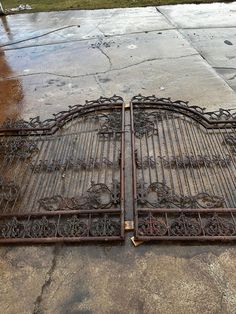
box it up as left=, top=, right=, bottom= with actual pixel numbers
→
left=130, top=101, right=138, bottom=238
left=120, top=101, right=125, bottom=239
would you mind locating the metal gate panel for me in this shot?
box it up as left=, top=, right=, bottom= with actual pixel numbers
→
left=0, top=96, right=125, bottom=243
left=131, top=95, right=236, bottom=241
left=1, top=94, right=236, bottom=244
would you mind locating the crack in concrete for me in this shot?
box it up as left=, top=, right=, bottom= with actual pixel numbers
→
left=97, top=46, right=112, bottom=70
left=32, top=245, right=60, bottom=314
left=0, top=53, right=199, bottom=81
left=94, top=74, right=106, bottom=95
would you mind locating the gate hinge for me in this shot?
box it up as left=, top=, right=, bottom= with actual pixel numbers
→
left=124, top=220, right=134, bottom=231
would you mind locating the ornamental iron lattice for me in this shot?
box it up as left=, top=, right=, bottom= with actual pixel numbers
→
left=1, top=94, right=236, bottom=243
left=0, top=96, right=125, bottom=243
left=131, top=95, right=236, bottom=241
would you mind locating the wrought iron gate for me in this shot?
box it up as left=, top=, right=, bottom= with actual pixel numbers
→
left=0, top=94, right=236, bottom=243
left=0, top=96, right=125, bottom=243
left=131, top=95, right=236, bottom=241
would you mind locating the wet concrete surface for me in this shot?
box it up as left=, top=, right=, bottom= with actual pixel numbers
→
left=1, top=5, right=236, bottom=121
left=1, top=3, right=236, bottom=314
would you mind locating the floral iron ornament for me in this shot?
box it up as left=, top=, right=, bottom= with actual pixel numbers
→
left=0, top=214, right=121, bottom=240
left=0, top=177, right=19, bottom=203
left=98, top=111, right=122, bottom=135
left=137, top=181, right=224, bottom=209
left=224, top=135, right=236, bottom=153
left=0, top=138, right=38, bottom=160
left=135, top=153, right=232, bottom=169
left=30, top=156, right=120, bottom=173
left=133, top=110, right=158, bottom=139
left=138, top=212, right=236, bottom=237
left=39, top=180, right=120, bottom=211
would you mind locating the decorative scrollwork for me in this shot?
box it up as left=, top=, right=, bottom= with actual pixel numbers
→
left=29, top=216, right=57, bottom=238
left=137, top=212, right=236, bottom=238
left=224, top=135, right=236, bottom=153
left=1, top=116, right=48, bottom=130
left=0, top=95, right=124, bottom=134
left=135, top=153, right=231, bottom=169
left=98, top=111, right=122, bottom=135
left=159, top=155, right=231, bottom=168
left=90, top=214, right=120, bottom=236
left=0, top=213, right=121, bottom=239
left=0, top=138, right=39, bottom=159
left=131, top=94, right=236, bottom=121
left=135, top=151, right=157, bottom=169
left=38, top=180, right=120, bottom=211
left=137, top=180, right=224, bottom=209
left=138, top=212, right=168, bottom=236
left=58, top=215, right=89, bottom=237
left=0, top=217, right=26, bottom=238
left=0, top=216, right=57, bottom=238
left=0, top=177, right=19, bottom=202
left=204, top=213, right=235, bottom=236
left=30, top=156, right=119, bottom=173
left=170, top=213, right=202, bottom=236
left=224, top=135, right=236, bottom=146
left=133, top=110, right=158, bottom=139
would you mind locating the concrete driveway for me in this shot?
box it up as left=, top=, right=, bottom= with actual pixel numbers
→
left=1, top=2, right=236, bottom=313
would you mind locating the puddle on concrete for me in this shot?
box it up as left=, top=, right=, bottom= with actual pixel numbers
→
left=0, top=49, right=23, bottom=124
left=0, top=16, right=23, bottom=124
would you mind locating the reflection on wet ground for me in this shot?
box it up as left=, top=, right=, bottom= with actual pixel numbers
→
left=0, top=16, right=23, bottom=124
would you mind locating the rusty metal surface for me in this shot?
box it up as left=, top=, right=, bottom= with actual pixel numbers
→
left=1, top=94, right=236, bottom=243
left=131, top=95, right=236, bottom=241
left=0, top=96, right=125, bottom=243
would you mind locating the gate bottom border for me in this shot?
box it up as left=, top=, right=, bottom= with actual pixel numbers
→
left=135, top=208, right=236, bottom=241
left=0, top=210, right=124, bottom=243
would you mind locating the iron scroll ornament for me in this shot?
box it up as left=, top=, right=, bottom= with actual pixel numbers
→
left=30, top=156, right=120, bottom=173
left=0, top=138, right=39, bottom=160
left=0, top=214, right=121, bottom=239
left=0, top=94, right=236, bottom=137
left=131, top=95, right=236, bottom=122
left=138, top=212, right=236, bottom=237
left=97, top=111, right=123, bottom=135
left=135, top=152, right=232, bottom=169
left=0, top=95, right=124, bottom=135
left=38, top=181, right=120, bottom=211
left=0, top=177, right=19, bottom=203
left=136, top=181, right=225, bottom=209
left=1, top=94, right=236, bottom=135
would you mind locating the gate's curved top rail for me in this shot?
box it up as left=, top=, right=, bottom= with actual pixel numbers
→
left=0, top=95, right=124, bottom=136
left=131, top=94, right=236, bottom=129
left=2, top=94, right=236, bottom=136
